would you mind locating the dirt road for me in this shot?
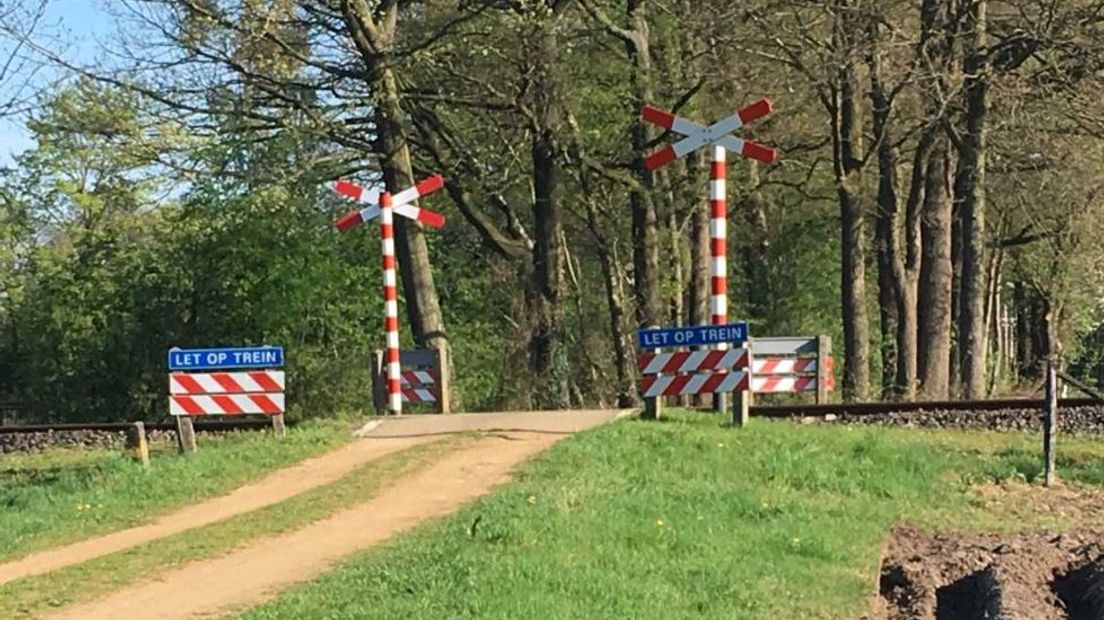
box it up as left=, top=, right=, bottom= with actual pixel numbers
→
left=41, top=433, right=559, bottom=619
left=34, top=409, right=631, bottom=619
left=0, top=434, right=438, bottom=586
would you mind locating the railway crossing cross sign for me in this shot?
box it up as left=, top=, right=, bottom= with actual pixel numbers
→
left=334, top=174, right=446, bottom=232
left=639, top=99, right=778, bottom=415
left=333, top=174, right=446, bottom=416
left=640, top=100, right=778, bottom=172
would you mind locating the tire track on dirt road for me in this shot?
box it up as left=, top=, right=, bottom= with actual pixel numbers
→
left=0, top=433, right=438, bottom=586
left=38, top=430, right=577, bottom=620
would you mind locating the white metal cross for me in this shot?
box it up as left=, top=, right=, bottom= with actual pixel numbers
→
left=641, top=99, right=777, bottom=171
left=334, top=174, right=446, bottom=231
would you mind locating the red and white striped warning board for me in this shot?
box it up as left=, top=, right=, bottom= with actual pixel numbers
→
left=402, top=388, right=436, bottom=404
left=752, top=358, right=820, bottom=375
left=170, top=371, right=285, bottom=394
left=750, top=354, right=835, bottom=394
left=637, top=349, right=749, bottom=375
left=400, top=369, right=437, bottom=404
left=752, top=376, right=818, bottom=394
left=641, top=371, right=750, bottom=398
left=400, top=369, right=436, bottom=386
left=169, top=371, right=285, bottom=416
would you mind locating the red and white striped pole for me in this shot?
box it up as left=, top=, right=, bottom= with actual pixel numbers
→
left=380, top=192, right=402, bottom=415
left=333, top=175, right=445, bottom=416
left=710, top=145, right=728, bottom=412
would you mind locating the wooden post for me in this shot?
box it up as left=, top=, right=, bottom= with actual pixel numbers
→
left=643, top=328, right=661, bottom=421
left=125, top=422, right=150, bottom=467
left=175, top=415, right=197, bottom=455
left=731, top=343, right=751, bottom=427
left=271, top=413, right=286, bottom=438
left=643, top=365, right=661, bottom=420
left=713, top=387, right=727, bottom=415
left=816, top=335, right=831, bottom=404
left=745, top=339, right=755, bottom=408
left=370, top=349, right=385, bottom=414
left=1044, top=361, right=1058, bottom=486
left=435, top=345, right=452, bottom=414
left=731, top=388, right=750, bottom=427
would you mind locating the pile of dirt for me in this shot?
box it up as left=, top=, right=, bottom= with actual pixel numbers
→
left=868, top=527, right=1104, bottom=619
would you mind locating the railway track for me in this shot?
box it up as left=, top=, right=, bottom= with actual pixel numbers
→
left=749, top=397, right=1099, bottom=418
left=0, top=419, right=287, bottom=435
left=744, top=396, right=1104, bottom=434
left=0, top=418, right=290, bottom=454
left=4, top=396, right=1102, bottom=452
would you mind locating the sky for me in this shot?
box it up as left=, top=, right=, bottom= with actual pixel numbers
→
left=0, top=0, right=115, bottom=165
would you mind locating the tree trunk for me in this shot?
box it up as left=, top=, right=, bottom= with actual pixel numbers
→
left=669, top=212, right=689, bottom=406
left=625, top=7, right=662, bottom=329
left=985, top=241, right=1003, bottom=394
left=375, top=68, right=449, bottom=359
left=687, top=153, right=710, bottom=407
left=957, top=0, right=990, bottom=398
left=340, top=1, right=450, bottom=383
left=839, top=182, right=869, bottom=401
left=917, top=142, right=954, bottom=398
left=831, top=20, right=870, bottom=400
left=950, top=160, right=963, bottom=396
left=599, top=242, right=635, bottom=407
left=1014, top=281, right=1030, bottom=379
left=869, top=27, right=899, bottom=398
left=894, top=131, right=936, bottom=399
left=669, top=211, right=684, bottom=326
left=743, top=160, right=771, bottom=321
left=914, top=0, right=956, bottom=400
left=527, top=15, right=569, bottom=408
left=876, top=202, right=899, bottom=398
left=688, top=152, right=710, bottom=330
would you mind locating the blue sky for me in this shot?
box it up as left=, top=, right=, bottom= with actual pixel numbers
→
left=0, top=1, right=115, bottom=164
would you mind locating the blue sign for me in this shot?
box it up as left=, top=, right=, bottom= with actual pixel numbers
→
left=637, top=322, right=748, bottom=349
left=168, top=346, right=284, bottom=371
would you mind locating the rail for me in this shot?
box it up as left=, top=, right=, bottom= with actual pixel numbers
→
left=748, top=397, right=1100, bottom=418
left=0, top=419, right=289, bottom=435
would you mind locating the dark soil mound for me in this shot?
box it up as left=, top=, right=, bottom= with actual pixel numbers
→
left=868, top=527, right=1104, bottom=619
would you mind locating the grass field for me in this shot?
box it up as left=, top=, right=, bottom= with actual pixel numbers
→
left=0, top=420, right=353, bottom=561
left=237, top=413, right=1104, bottom=620
left=0, top=435, right=462, bottom=619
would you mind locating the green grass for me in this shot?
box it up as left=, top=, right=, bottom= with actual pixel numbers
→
left=236, top=413, right=1104, bottom=620
left=0, top=435, right=462, bottom=619
left=0, top=419, right=354, bottom=561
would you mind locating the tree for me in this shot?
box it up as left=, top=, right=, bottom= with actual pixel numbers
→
left=745, top=0, right=871, bottom=399
left=954, top=0, right=989, bottom=398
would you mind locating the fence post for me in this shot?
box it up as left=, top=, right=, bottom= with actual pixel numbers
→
left=731, top=342, right=751, bottom=427
left=747, top=338, right=756, bottom=407
left=175, top=416, right=197, bottom=455
left=125, top=422, right=150, bottom=467
left=642, top=326, right=661, bottom=421
left=436, top=345, right=452, bottom=414
left=816, top=335, right=831, bottom=404
left=271, top=413, right=287, bottom=438
left=713, top=387, right=727, bottom=415
left=1044, top=361, right=1058, bottom=486
left=370, top=349, right=385, bottom=414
